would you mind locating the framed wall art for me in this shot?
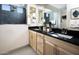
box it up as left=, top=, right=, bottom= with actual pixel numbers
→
left=70, top=7, right=79, bottom=19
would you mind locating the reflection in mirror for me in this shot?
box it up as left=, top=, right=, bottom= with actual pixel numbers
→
left=2, top=4, right=10, bottom=11
left=17, top=7, right=23, bottom=13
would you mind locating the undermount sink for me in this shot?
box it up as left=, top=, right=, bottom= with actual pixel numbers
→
left=48, top=32, right=73, bottom=39
left=56, top=33, right=73, bottom=39
left=51, top=34, right=59, bottom=37
left=34, top=29, right=40, bottom=30
left=47, top=32, right=55, bottom=34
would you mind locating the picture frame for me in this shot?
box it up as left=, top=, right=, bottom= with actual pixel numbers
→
left=70, top=7, right=79, bottom=19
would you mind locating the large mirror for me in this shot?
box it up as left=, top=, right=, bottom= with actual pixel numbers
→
left=29, top=5, right=37, bottom=25
left=38, top=9, right=44, bottom=26
left=43, top=4, right=67, bottom=29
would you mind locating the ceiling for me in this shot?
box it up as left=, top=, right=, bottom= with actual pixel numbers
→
left=10, top=4, right=26, bottom=8
left=37, top=4, right=67, bottom=12
left=50, top=4, right=67, bottom=11
left=37, top=4, right=59, bottom=12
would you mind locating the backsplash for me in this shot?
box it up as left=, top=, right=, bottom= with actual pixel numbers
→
left=29, top=26, right=79, bottom=38
left=52, top=28, right=79, bottom=38
left=52, top=28, right=62, bottom=33
left=67, top=30, right=79, bottom=38
left=29, top=26, right=43, bottom=29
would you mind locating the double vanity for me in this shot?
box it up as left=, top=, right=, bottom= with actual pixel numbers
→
left=29, top=27, right=79, bottom=55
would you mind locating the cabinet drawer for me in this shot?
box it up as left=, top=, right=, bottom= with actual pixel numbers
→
left=45, top=35, right=79, bottom=54
left=44, top=40, right=56, bottom=55
left=56, top=47, right=74, bottom=55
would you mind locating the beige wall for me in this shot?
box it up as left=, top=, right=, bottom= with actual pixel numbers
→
left=0, top=25, right=29, bottom=54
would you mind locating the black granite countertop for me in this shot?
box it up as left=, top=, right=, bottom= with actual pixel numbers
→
left=29, top=28, right=79, bottom=46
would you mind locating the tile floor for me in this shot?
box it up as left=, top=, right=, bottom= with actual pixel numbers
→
left=5, top=45, right=37, bottom=55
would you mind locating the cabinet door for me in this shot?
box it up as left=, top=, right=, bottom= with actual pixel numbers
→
left=44, top=40, right=56, bottom=55
left=29, top=30, right=33, bottom=47
left=32, top=32, right=37, bottom=51
left=37, top=33, right=44, bottom=55
left=29, top=30, right=37, bottom=51
left=56, top=47, right=73, bottom=55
